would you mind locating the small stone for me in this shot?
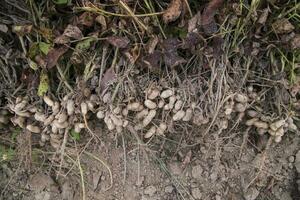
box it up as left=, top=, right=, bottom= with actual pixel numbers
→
left=164, top=185, right=174, bottom=194
left=244, top=187, right=260, bottom=200
left=215, top=195, right=221, bottom=200
left=168, top=162, right=182, bottom=176
left=136, top=176, right=145, bottom=186
left=295, top=150, right=300, bottom=173
left=144, top=185, right=157, bottom=196
left=191, top=165, right=203, bottom=179
left=288, top=155, right=295, bottom=163
left=191, top=188, right=202, bottom=199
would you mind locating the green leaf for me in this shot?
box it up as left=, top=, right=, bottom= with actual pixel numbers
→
left=38, top=70, right=49, bottom=96
left=0, top=145, right=15, bottom=162
left=39, top=42, right=51, bottom=55
left=75, top=37, right=96, bottom=50
left=70, top=130, right=80, bottom=141
left=11, top=128, right=21, bottom=142
left=53, top=0, right=69, bottom=4
left=28, top=42, right=39, bottom=59
left=28, top=59, right=38, bottom=70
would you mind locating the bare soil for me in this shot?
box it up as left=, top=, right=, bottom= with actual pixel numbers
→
left=1, top=122, right=300, bottom=200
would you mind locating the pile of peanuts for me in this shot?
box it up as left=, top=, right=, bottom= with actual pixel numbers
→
left=246, top=111, right=297, bottom=143
left=3, top=94, right=101, bottom=149
left=0, top=84, right=297, bottom=147
left=96, top=85, right=213, bottom=139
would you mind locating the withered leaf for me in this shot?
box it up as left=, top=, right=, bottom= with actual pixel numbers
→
left=45, top=46, right=68, bottom=69
left=63, top=25, right=83, bottom=40
left=163, top=0, right=183, bottom=24
left=212, top=36, right=224, bottom=58
left=146, top=36, right=159, bottom=54
left=12, top=24, right=33, bottom=36
left=78, top=12, right=95, bottom=27
left=142, top=51, right=162, bottom=69
left=201, top=0, right=224, bottom=35
left=257, top=8, right=269, bottom=25
left=95, top=15, right=107, bottom=31
left=272, top=18, right=295, bottom=34
left=182, top=32, right=201, bottom=49
left=106, top=36, right=130, bottom=48
left=54, top=35, right=70, bottom=44
left=164, top=51, right=186, bottom=68
left=188, top=11, right=201, bottom=33
left=100, top=66, right=116, bottom=92
left=161, top=38, right=181, bottom=52
left=291, top=34, right=300, bottom=50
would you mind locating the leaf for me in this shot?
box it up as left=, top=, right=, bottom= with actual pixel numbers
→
left=12, top=24, right=32, bottom=36
left=106, top=36, right=130, bottom=48
left=28, top=59, right=38, bottom=70
left=38, top=70, right=49, bottom=96
left=28, top=43, right=40, bottom=59
left=54, top=35, right=70, bottom=44
left=53, top=0, right=69, bottom=5
left=272, top=18, right=295, bottom=34
left=63, top=25, right=83, bottom=40
left=70, top=130, right=80, bottom=141
left=45, top=46, right=68, bottom=69
left=182, top=32, right=201, bottom=49
left=78, top=12, right=95, bottom=27
left=100, top=66, right=116, bottom=92
left=188, top=11, right=201, bottom=32
left=39, top=42, right=51, bottom=55
left=163, top=0, right=183, bottom=24
left=201, top=0, right=224, bottom=35
left=142, top=51, right=162, bottom=69
left=291, top=34, right=300, bottom=50
left=164, top=52, right=186, bottom=68
left=75, top=37, right=96, bottom=50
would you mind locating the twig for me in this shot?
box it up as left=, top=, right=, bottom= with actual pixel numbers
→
left=119, top=0, right=148, bottom=31
left=98, top=45, right=108, bottom=90
left=183, top=0, right=193, bottom=17
left=75, top=6, right=163, bottom=17
left=56, top=63, right=74, bottom=92
left=84, top=151, right=113, bottom=191
left=245, top=137, right=273, bottom=189
left=76, top=148, right=86, bottom=200
left=121, top=134, right=127, bottom=184
left=57, top=128, right=69, bottom=179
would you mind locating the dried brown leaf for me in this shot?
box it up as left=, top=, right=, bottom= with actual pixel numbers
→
left=106, top=36, right=130, bottom=48
left=45, top=46, right=68, bottom=69
left=100, top=66, right=116, bottom=92
left=188, top=11, right=201, bottom=32
left=12, top=24, right=33, bottom=36
left=182, top=32, right=201, bottom=49
left=201, top=0, right=224, bottom=35
left=78, top=12, right=95, bottom=27
left=161, top=38, right=181, bottom=52
left=181, top=150, right=192, bottom=169
left=164, top=52, right=186, bottom=68
left=272, top=18, right=295, bottom=34
left=95, top=15, right=107, bottom=31
left=163, top=0, right=183, bottom=24
left=54, top=35, right=70, bottom=44
left=146, top=36, right=159, bottom=54
left=142, top=51, right=162, bottom=69
left=63, top=25, right=83, bottom=40
left=290, top=34, right=300, bottom=50
left=257, top=8, right=269, bottom=25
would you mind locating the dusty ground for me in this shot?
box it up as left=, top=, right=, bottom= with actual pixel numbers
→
left=1, top=121, right=300, bottom=200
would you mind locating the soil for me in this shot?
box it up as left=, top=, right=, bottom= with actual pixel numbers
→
left=1, top=122, right=300, bottom=200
